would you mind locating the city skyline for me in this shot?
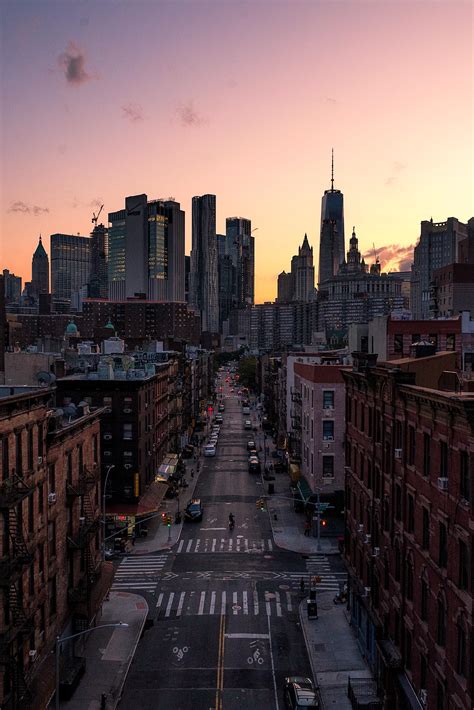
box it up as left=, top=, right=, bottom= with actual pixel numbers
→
left=1, top=1, right=472, bottom=302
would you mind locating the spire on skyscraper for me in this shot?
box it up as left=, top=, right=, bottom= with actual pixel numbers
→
left=331, top=148, right=334, bottom=191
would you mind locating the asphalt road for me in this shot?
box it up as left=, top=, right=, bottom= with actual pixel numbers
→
left=119, top=376, right=330, bottom=710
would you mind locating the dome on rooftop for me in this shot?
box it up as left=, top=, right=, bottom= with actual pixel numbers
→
left=105, top=319, right=115, bottom=330
left=65, top=320, right=78, bottom=335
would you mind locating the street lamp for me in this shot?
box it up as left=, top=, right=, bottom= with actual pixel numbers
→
left=55, top=622, right=128, bottom=710
left=102, top=464, right=115, bottom=560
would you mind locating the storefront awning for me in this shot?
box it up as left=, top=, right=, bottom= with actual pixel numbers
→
left=296, top=476, right=313, bottom=503
left=105, top=480, right=168, bottom=518
left=156, top=463, right=177, bottom=481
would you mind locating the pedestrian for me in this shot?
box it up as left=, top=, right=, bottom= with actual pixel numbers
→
left=191, top=467, right=194, bottom=478
left=304, top=519, right=311, bottom=537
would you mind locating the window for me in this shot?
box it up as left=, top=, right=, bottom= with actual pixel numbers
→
left=322, top=456, right=334, bottom=478
left=48, top=521, right=56, bottom=558
left=346, top=396, right=352, bottom=423
left=407, top=494, right=415, bottom=534
left=408, top=426, right=415, bottom=466
left=395, top=542, right=401, bottom=581
left=27, top=428, right=34, bottom=470
left=1, top=434, right=10, bottom=480
left=38, top=544, right=44, bottom=575
left=323, top=391, right=334, bottom=409
left=438, top=522, right=447, bottom=568
left=446, top=333, right=455, bottom=350
left=456, top=621, right=467, bottom=677
left=38, top=482, right=43, bottom=514
left=384, top=556, right=389, bottom=589
left=66, top=452, right=73, bottom=484
left=422, top=508, right=430, bottom=550
left=48, top=464, right=55, bottom=492
left=93, top=434, right=98, bottom=464
left=436, top=596, right=446, bottom=647
left=359, top=453, right=364, bottom=482
left=420, top=576, right=429, bottom=621
left=394, top=333, right=403, bottom=354
left=15, top=431, right=23, bottom=476
left=395, top=484, right=402, bottom=521
left=78, top=444, right=83, bottom=474
left=37, top=423, right=43, bottom=458
left=420, top=654, right=427, bottom=691
left=48, top=578, right=57, bottom=617
left=28, top=495, right=34, bottom=533
left=322, top=420, right=334, bottom=440
left=406, top=558, right=414, bottom=600
left=411, top=333, right=420, bottom=344
left=423, top=433, right=431, bottom=476
left=460, top=451, right=470, bottom=500
left=439, top=441, right=448, bottom=478
left=458, top=539, right=468, bottom=590
left=405, top=629, right=412, bottom=670
left=429, top=333, right=438, bottom=349
left=123, top=423, right=133, bottom=440
left=360, top=405, right=365, bottom=433
left=103, top=396, right=112, bottom=412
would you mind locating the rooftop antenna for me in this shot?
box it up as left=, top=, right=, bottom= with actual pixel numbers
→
left=331, top=148, right=334, bottom=190
left=373, top=242, right=379, bottom=264
left=92, top=204, right=104, bottom=227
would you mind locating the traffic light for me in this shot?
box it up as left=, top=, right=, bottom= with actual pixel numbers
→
left=166, top=515, right=173, bottom=528
left=256, top=498, right=266, bottom=511
left=161, top=512, right=167, bottom=524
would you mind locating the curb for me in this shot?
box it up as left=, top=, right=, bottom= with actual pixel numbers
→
left=110, top=593, right=149, bottom=709
left=298, top=599, right=320, bottom=697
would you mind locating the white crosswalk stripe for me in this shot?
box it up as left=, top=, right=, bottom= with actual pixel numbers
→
left=175, top=538, right=274, bottom=554
left=154, top=588, right=302, bottom=618
left=111, top=554, right=168, bottom=592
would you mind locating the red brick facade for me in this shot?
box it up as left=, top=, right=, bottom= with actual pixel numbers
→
left=342, top=354, right=473, bottom=710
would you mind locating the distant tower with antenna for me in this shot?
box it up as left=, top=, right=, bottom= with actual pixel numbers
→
left=318, top=149, right=345, bottom=285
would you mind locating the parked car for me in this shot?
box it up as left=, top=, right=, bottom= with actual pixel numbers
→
left=283, top=677, right=319, bottom=709
left=244, top=420, right=252, bottom=430
left=218, top=403, right=225, bottom=412
left=204, top=444, right=216, bottom=457
left=212, top=425, right=220, bottom=434
left=247, top=440, right=256, bottom=450
left=215, top=414, right=223, bottom=423
left=184, top=499, right=204, bottom=522
left=248, top=456, right=260, bottom=473
left=181, top=444, right=194, bottom=459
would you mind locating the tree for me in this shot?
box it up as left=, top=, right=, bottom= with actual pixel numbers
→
left=238, top=356, right=257, bottom=390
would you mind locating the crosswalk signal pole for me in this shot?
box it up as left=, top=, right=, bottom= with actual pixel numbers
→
left=316, top=487, right=322, bottom=552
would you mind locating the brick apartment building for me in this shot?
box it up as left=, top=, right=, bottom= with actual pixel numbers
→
left=81, top=299, right=201, bottom=348
left=342, top=350, right=472, bottom=710
left=56, top=362, right=170, bottom=524
left=0, top=386, right=109, bottom=709
left=292, top=363, right=347, bottom=516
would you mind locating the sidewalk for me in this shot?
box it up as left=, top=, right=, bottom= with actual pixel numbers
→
left=130, top=454, right=202, bottom=555
left=299, top=591, right=373, bottom=709
left=60, top=591, right=148, bottom=710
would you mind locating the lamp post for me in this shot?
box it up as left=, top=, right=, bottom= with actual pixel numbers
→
left=55, top=622, right=128, bottom=710
left=102, top=464, right=115, bottom=561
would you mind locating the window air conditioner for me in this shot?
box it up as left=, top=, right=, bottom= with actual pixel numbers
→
left=394, top=449, right=402, bottom=459
left=37, top=456, right=43, bottom=465
left=373, top=547, right=380, bottom=557
left=48, top=493, right=56, bottom=504
left=364, top=534, right=371, bottom=544
left=437, top=477, right=448, bottom=491
left=28, top=650, right=37, bottom=661
left=357, top=524, right=364, bottom=533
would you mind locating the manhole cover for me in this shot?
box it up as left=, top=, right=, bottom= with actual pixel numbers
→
left=279, top=585, right=290, bottom=590
left=232, top=604, right=241, bottom=611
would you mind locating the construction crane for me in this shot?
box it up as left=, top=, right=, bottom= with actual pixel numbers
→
left=92, top=204, right=104, bottom=226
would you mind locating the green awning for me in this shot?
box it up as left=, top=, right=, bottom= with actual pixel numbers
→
left=297, top=477, right=313, bottom=503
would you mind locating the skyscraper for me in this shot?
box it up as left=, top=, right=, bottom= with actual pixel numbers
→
left=318, top=150, right=345, bottom=285
left=226, top=217, right=255, bottom=307
left=88, top=224, right=108, bottom=299
left=50, top=233, right=91, bottom=312
left=108, top=194, right=185, bottom=302
left=292, top=234, right=315, bottom=301
left=31, top=235, right=49, bottom=297
left=190, top=194, right=219, bottom=333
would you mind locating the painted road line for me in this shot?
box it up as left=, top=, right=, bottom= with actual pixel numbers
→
left=275, top=591, right=282, bottom=617
left=229, top=538, right=233, bottom=551
left=225, top=633, right=270, bottom=639
left=201, top=528, right=226, bottom=531
left=220, top=538, right=225, bottom=551
left=267, top=613, right=280, bottom=710
left=221, top=590, right=226, bottom=615
left=232, top=591, right=238, bottom=614
left=186, top=539, right=193, bottom=553
left=265, top=591, right=271, bottom=616
left=286, top=591, right=293, bottom=612
left=177, top=540, right=184, bottom=553
left=212, top=538, right=216, bottom=552
left=210, top=591, right=216, bottom=615
left=198, top=591, right=206, bottom=615
left=176, top=591, right=186, bottom=617
left=268, top=539, right=273, bottom=551
left=243, top=590, right=248, bottom=615
left=164, top=592, right=175, bottom=617
left=253, top=590, right=259, bottom=615
left=195, top=539, right=201, bottom=552
left=245, top=538, right=249, bottom=552
left=155, top=592, right=164, bottom=609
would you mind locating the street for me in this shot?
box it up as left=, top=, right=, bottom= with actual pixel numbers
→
left=118, top=379, right=342, bottom=709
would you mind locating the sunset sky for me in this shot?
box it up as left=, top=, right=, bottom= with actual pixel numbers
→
left=1, top=0, right=472, bottom=303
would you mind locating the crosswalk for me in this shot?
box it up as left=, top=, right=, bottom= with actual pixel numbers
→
left=155, top=588, right=297, bottom=618
left=176, top=537, right=274, bottom=554
left=111, top=554, right=168, bottom=592
left=306, top=555, right=346, bottom=593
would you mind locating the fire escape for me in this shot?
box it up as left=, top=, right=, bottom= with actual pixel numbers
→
left=66, top=467, right=100, bottom=620
left=0, top=474, right=35, bottom=709
left=290, top=388, right=302, bottom=463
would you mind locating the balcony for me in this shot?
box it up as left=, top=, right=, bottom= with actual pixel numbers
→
left=66, top=467, right=98, bottom=498
left=0, top=474, right=33, bottom=509
left=67, top=515, right=99, bottom=550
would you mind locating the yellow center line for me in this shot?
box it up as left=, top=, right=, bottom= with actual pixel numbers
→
left=215, top=613, right=226, bottom=710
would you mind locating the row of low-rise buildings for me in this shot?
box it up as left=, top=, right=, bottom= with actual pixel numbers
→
left=0, top=336, right=213, bottom=709
left=257, top=336, right=473, bottom=709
